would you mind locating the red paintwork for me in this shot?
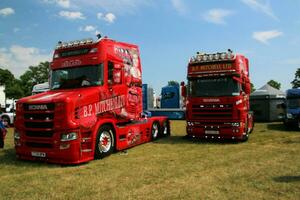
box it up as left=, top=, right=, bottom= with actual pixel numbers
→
left=14, top=38, right=168, bottom=164
left=185, top=54, right=254, bottom=141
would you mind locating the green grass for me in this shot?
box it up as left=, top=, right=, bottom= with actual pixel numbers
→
left=0, top=121, right=299, bottom=200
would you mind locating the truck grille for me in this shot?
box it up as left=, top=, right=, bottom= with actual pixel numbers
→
left=26, top=142, right=53, bottom=148
left=23, top=103, right=55, bottom=138
left=25, top=122, right=54, bottom=129
left=25, top=131, right=54, bottom=138
left=192, top=104, right=233, bottom=119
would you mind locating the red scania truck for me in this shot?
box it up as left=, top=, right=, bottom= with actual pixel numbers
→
left=14, top=35, right=169, bottom=164
left=182, top=50, right=253, bottom=141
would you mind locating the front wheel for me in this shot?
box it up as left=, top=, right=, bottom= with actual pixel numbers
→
left=241, top=120, right=249, bottom=142
left=95, top=125, right=115, bottom=159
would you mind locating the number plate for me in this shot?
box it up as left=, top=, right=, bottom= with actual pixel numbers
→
left=205, top=130, right=219, bottom=135
left=31, top=151, right=46, bottom=158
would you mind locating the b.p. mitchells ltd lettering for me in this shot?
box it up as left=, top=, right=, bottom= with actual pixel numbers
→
left=83, top=95, right=126, bottom=117
left=190, top=63, right=233, bottom=72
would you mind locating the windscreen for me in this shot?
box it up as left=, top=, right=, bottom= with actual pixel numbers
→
left=287, top=96, right=300, bottom=109
left=50, top=64, right=103, bottom=90
left=188, top=77, right=240, bottom=97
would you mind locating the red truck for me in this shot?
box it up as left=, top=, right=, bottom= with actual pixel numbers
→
left=182, top=50, right=253, bottom=141
left=14, top=35, right=169, bottom=164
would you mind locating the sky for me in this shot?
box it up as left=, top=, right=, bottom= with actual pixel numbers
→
left=0, top=0, right=299, bottom=95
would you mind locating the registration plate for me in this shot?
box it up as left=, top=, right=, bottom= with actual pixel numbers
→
left=31, top=151, right=46, bottom=158
left=205, top=130, right=219, bottom=135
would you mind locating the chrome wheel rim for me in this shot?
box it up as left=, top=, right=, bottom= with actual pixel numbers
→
left=152, top=123, right=159, bottom=139
left=163, top=122, right=168, bottom=135
left=98, top=131, right=112, bottom=153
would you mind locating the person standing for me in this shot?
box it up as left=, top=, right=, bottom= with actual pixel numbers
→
left=0, top=117, right=7, bottom=148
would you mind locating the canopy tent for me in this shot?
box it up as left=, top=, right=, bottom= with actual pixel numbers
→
left=250, top=84, right=285, bottom=122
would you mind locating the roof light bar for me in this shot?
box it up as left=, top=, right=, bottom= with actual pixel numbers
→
left=55, top=38, right=95, bottom=49
left=190, top=50, right=235, bottom=64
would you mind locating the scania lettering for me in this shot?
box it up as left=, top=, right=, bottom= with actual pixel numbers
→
left=14, top=35, right=169, bottom=164
left=182, top=50, right=254, bottom=141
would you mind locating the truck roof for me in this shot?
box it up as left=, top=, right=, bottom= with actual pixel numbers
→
left=51, top=37, right=140, bottom=70
left=188, top=51, right=249, bottom=78
left=287, top=88, right=300, bottom=96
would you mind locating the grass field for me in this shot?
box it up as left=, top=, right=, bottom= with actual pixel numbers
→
left=0, top=121, right=299, bottom=200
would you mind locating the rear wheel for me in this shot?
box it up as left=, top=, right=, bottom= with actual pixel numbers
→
left=151, top=121, right=160, bottom=140
left=161, top=120, right=170, bottom=137
left=94, top=125, right=115, bottom=159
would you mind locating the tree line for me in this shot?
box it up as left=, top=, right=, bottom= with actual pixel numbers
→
left=0, top=61, right=49, bottom=99
left=0, top=62, right=299, bottom=100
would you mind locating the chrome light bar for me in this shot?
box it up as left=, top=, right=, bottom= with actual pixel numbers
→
left=56, top=38, right=94, bottom=49
left=189, top=49, right=235, bottom=63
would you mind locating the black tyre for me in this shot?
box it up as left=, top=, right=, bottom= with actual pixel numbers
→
left=161, top=120, right=170, bottom=137
left=94, top=125, right=115, bottom=159
left=241, top=120, right=249, bottom=142
left=151, top=121, right=160, bottom=140
left=1, top=116, right=10, bottom=127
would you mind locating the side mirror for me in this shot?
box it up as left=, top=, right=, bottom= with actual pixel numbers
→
left=244, top=84, right=251, bottom=94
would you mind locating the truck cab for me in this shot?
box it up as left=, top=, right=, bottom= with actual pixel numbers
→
left=283, top=88, right=300, bottom=129
left=183, top=50, right=253, bottom=141
left=14, top=36, right=169, bottom=164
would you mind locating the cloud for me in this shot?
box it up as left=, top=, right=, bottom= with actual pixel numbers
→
left=171, top=0, right=188, bottom=15
left=43, top=0, right=70, bottom=8
left=56, top=0, right=70, bottom=8
left=97, top=12, right=116, bottom=24
left=0, top=7, right=15, bottom=16
left=241, top=0, right=278, bottom=20
left=59, top=11, right=85, bottom=20
left=0, top=45, right=51, bottom=77
left=252, top=30, right=283, bottom=44
left=203, top=9, right=234, bottom=25
left=75, top=0, right=152, bottom=14
left=79, top=25, right=96, bottom=32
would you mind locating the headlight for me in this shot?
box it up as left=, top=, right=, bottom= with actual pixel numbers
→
left=286, top=113, right=294, bottom=119
left=232, top=122, right=240, bottom=127
left=14, top=130, right=20, bottom=140
left=61, top=132, right=77, bottom=142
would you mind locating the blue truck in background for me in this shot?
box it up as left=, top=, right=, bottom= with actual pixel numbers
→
left=160, top=85, right=180, bottom=108
left=142, top=84, right=185, bottom=120
left=283, top=88, right=300, bottom=129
